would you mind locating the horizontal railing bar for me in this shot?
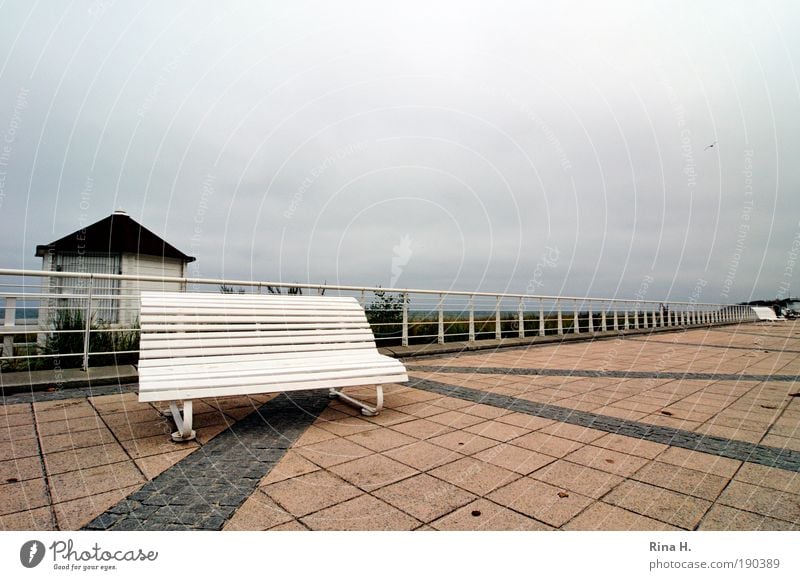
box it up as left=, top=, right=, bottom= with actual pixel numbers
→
left=0, top=268, right=740, bottom=307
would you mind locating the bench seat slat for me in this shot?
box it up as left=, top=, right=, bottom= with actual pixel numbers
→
left=138, top=373, right=409, bottom=403
left=140, top=361, right=407, bottom=386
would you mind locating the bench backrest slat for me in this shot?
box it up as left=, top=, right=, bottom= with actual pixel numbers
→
left=139, top=291, right=382, bottom=362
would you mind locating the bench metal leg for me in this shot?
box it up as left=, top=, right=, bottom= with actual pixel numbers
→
left=329, top=385, right=384, bottom=416
left=169, top=401, right=197, bottom=442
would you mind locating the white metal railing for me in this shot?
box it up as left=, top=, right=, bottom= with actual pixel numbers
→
left=0, top=268, right=756, bottom=372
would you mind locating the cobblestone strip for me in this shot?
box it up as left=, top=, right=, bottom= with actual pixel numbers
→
left=84, top=390, right=330, bottom=531
left=1, top=383, right=138, bottom=406
left=408, top=377, right=800, bottom=473
left=408, top=365, right=799, bottom=383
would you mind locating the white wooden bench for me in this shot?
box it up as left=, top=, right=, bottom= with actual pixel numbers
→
left=137, top=291, right=408, bottom=441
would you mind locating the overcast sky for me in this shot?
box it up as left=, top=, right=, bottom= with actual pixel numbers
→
left=1, top=1, right=798, bottom=303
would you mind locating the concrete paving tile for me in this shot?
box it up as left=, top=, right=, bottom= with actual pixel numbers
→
left=99, top=408, right=165, bottom=427
left=222, top=491, right=294, bottom=530
left=0, top=455, right=43, bottom=483
left=510, top=431, right=584, bottom=458
left=592, top=432, right=668, bottom=459
left=372, top=473, right=476, bottom=523
left=47, top=461, right=146, bottom=504
left=39, top=428, right=117, bottom=454
left=393, top=402, right=447, bottom=419
left=760, top=434, right=800, bottom=451
left=464, top=420, right=531, bottom=443
left=431, top=498, right=553, bottom=530
left=328, top=454, right=418, bottom=492
left=294, top=425, right=338, bottom=447
left=295, top=438, right=373, bottom=468
left=1, top=408, right=34, bottom=428
left=733, top=463, right=800, bottom=494
left=487, top=477, right=593, bottom=528
left=390, top=418, right=454, bottom=440
left=259, top=451, right=321, bottom=486
left=344, top=427, right=416, bottom=453
left=43, top=443, right=130, bottom=475
left=0, top=423, right=37, bottom=442
left=427, top=410, right=486, bottom=430
left=0, top=506, right=54, bottom=531
left=120, top=434, right=199, bottom=460
left=300, top=494, right=420, bottom=531
left=717, top=480, right=800, bottom=523
left=564, top=445, right=649, bottom=477
left=698, top=504, right=798, bottom=531
left=33, top=399, right=96, bottom=422
left=359, top=408, right=416, bottom=426
left=53, top=485, right=140, bottom=530
left=267, top=520, right=307, bottom=531
left=656, top=447, right=742, bottom=478
left=429, top=456, right=520, bottom=496
left=36, top=416, right=106, bottom=438
left=472, top=440, right=557, bottom=475
left=461, top=404, right=512, bottom=420
left=431, top=397, right=475, bottom=411
left=384, top=441, right=463, bottom=471
left=134, top=448, right=197, bottom=480
left=539, top=422, right=606, bottom=443
left=496, top=412, right=555, bottom=430
left=315, top=416, right=380, bottom=437
left=0, top=478, right=50, bottom=515
left=262, top=470, right=362, bottom=518
left=563, top=502, right=680, bottom=531
left=531, top=460, right=624, bottom=499
left=604, top=480, right=712, bottom=529
left=428, top=431, right=497, bottom=455
left=631, top=461, right=728, bottom=501
left=0, top=437, right=40, bottom=461
left=591, top=406, right=649, bottom=421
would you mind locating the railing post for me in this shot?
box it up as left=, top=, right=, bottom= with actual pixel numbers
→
left=573, top=301, right=580, bottom=334
left=437, top=295, right=445, bottom=344
left=82, top=275, right=94, bottom=371
left=468, top=295, right=475, bottom=343
left=557, top=300, right=563, bottom=335
left=634, top=305, right=639, bottom=329
left=601, top=306, right=607, bottom=332
left=613, top=308, right=619, bottom=331
left=538, top=299, right=545, bottom=337
left=518, top=298, right=525, bottom=338
left=624, top=307, right=629, bottom=330
left=401, top=292, right=409, bottom=347
left=588, top=307, right=594, bottom=333
left=2, top=297, right=15, bottom=358
left=642, top=306, right=649, bottom=329
left=495, top=296, right=502, bottom=340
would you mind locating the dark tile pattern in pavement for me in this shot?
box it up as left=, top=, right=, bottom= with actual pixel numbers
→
left=409, top=365, right=799, bottom=383
left=84, top=390, right=330, bottom=531
left=407, top=377, right=800, bottom=473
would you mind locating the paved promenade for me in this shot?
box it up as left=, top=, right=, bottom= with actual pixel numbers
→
left=1, top=322, right=798, bottom=531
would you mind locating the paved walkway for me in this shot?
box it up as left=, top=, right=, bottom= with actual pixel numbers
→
left=1, top=323, right=798, bottom=531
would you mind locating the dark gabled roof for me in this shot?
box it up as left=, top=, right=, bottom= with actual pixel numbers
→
left=35, top=212, right=196, bottom=262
